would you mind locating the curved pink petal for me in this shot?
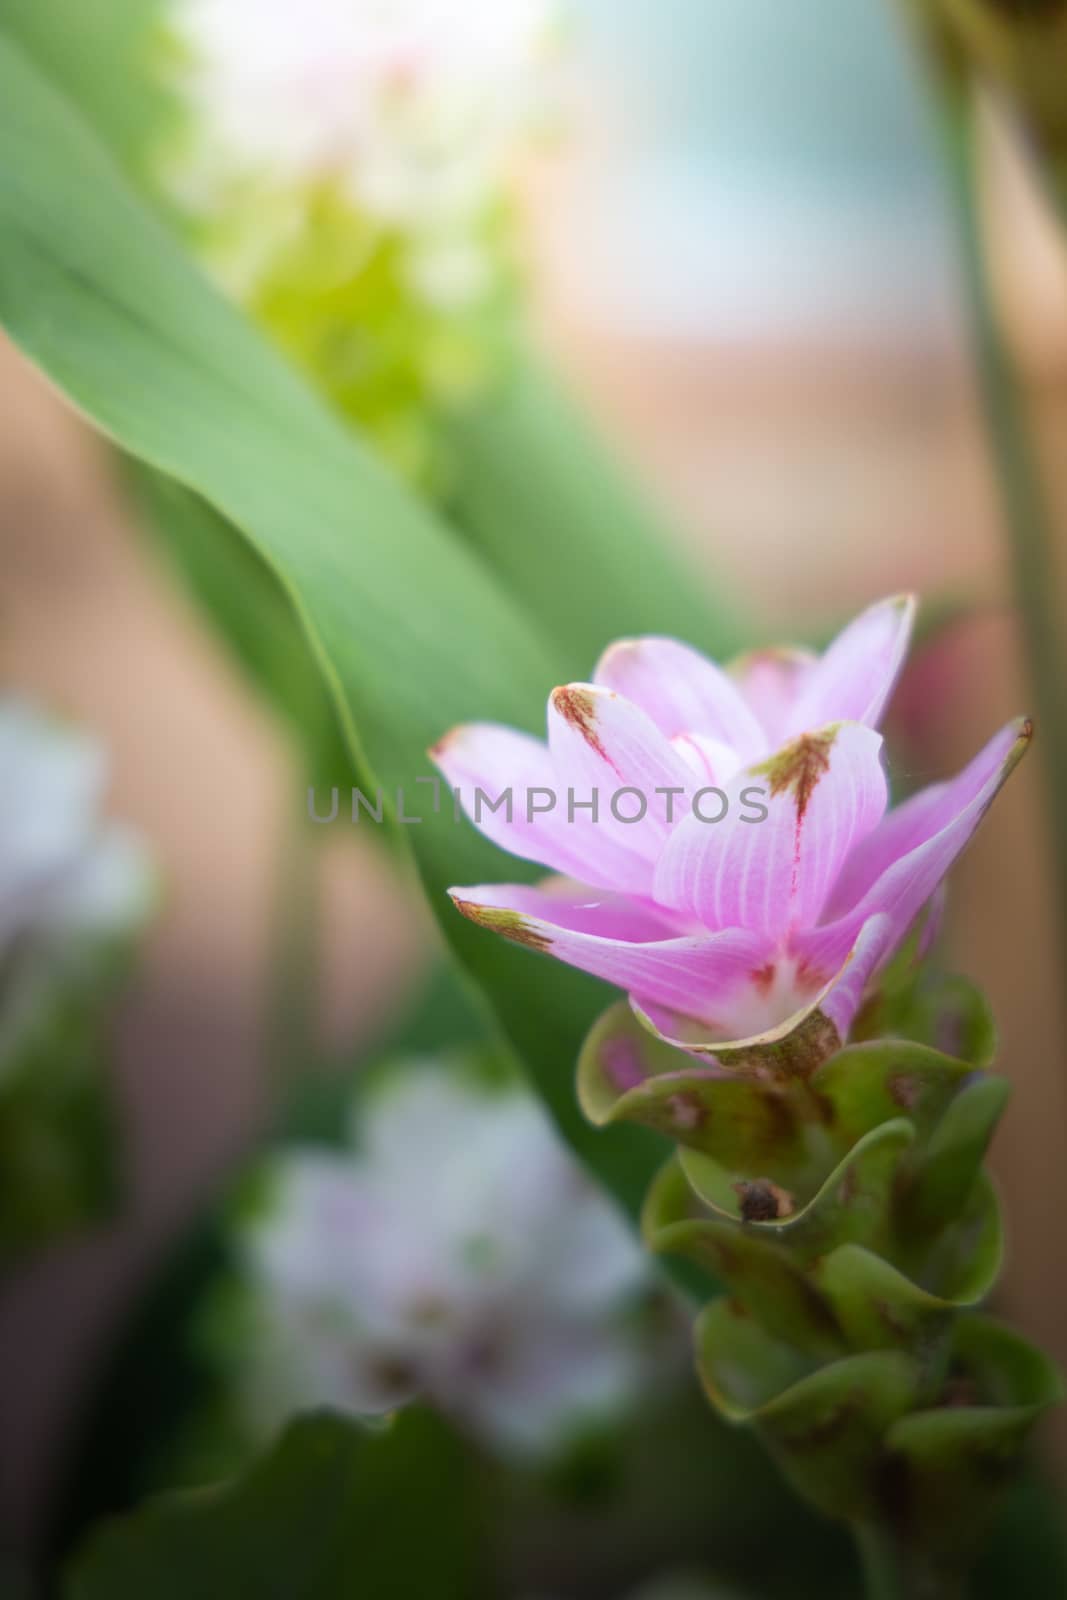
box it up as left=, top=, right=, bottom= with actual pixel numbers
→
left=728, top=647, right=816, bottom=747
left=652, top=722, right=888, bottom=940
left=593, top=638, right=765, bottom=761
left=792, top=913, right=894, bottom=1039
left=546, top=683, right=695, bottom=863
left=447, top=880, right=772, bottom=1022
left=783, top=594, right=916, bottom=738
left=631, top=912, right=893, bottom=1063
left=670, top=732, right=745, bottom=786
left=431, top=722, right=653, bottom=896
left=917, top=882, right=947, bottom=957
left=814, top=718, right=1032, bottom=964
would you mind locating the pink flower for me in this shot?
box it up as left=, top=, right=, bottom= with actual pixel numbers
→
left=432, top=597, right=1030, bottom=1067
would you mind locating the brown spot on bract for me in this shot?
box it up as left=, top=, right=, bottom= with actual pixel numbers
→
left=551, top=685, right=616, bottom=769
left=888, top=1074, right=921, bottom=1112
left=451, top=899, right=552, bottom=954
left=874, top=1299, right=911, bottom=1340
left=720, top=1010, right=840, bottom=1082
left=734, top=1178, right=795, bottom=1222
left=783, top=1392, right=862, bottom=1451
left=755, top=728, right=837, bottom=823
left=714, top=1240, right=739, bottom=1273
left=941, top=1374, right=982, bottom=1409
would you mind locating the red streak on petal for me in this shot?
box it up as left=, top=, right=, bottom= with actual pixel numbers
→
left=754, top=729, right=837, bottom=926
left=750, top=962, right=777, bottom=996
left=794, top=956, right=829, bottom=995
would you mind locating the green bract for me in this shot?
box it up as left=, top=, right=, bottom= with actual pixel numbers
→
left=581, top=966, right=1062, bottom=1582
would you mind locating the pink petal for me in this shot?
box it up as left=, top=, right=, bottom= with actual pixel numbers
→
left=729, top=647, right=817, bottom=747
left=783, top=594, right=916, bottom=738
left=670, top=732, right=745, bottom=785
left=431, top=721, right=653, bottom=896
left=632, top=913, right=892, bottom=1064
left=815, top=718, right=1032, bottom=962
left=793, top=913, right=894, bottom=1040
left=917, top=883, right=947, bottom=958
left=546, top=683, right=695, bottom=862
left=652, top=722, right=888, bottom=940
left=447, top=880, right=772, bottom=1022
left=593, top=638, right=765, bottom=761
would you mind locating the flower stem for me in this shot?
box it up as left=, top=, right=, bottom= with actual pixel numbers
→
left=855, top=1523, right=962, bottom=1600
left=856, top=1524, right=908, bottom=1600
left=941, top=88, right=1067, bottom=967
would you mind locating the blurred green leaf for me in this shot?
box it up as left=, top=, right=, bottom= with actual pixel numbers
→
left=65, top=1409, right=488, bottom=1600
left=130, top=467, right=354, bottom=793
left=6, top=4, right=751, bottom=738
left=908, top=0, right=1067, bottom=221
left=0, top=930, right=143, bottom=1263
left=442, top=361, right=749, bottom=678
left=0, top=33, right=669, bottom=1224
left=0, top=0, right=175, bottom=178
left=0, top=1020, right=117, bottom=1265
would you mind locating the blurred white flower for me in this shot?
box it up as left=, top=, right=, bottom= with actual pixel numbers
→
left=175, top=0, right=555, bottom=229
left=234, top=1061, right=679, bottom=1457
left=0, top=698, right=153, bottom=1063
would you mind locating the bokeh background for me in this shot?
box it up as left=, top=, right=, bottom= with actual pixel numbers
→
left=2, top=0, right=1066, bottom=1579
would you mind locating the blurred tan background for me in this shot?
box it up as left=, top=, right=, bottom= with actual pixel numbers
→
left=4, top=0, right=1067, bottom=1551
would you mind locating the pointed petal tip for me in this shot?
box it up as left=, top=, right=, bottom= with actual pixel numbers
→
left=1004, top=715, right=1034, bottom=768
left=550, top=682, right=610, bottom=712
left=428, top=725, right=465, bottom=764
left=864, top=590, right=916, bottom=621
left=894, top=591, right=918, bottom=631
left=447, top=892, right=552, bottom=952
left=549, top=682, right=615, bottom=754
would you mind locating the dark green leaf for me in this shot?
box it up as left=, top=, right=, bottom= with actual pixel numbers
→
left=66, top=1409, right=488, bottom=1600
